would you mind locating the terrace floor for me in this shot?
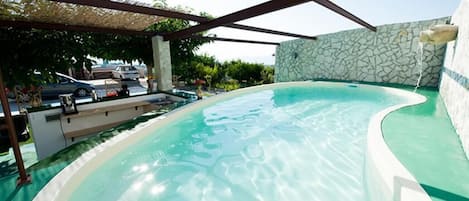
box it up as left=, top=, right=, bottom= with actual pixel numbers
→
left=383, top=87, right=469, bottom=201
left=0, top=83, right=468, bottom=201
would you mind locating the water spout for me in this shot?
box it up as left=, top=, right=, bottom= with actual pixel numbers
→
left=414, top=42, right=424, bottom=92
left=414, top=24, right=458, bottom=91
left=419, top=24, right=458, bottom=45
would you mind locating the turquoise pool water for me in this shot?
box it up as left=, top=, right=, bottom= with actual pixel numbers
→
left=68, top=84, right=408, bottom=201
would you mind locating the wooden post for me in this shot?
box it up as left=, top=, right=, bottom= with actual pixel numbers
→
left=0, top=69, right=31, bottom=185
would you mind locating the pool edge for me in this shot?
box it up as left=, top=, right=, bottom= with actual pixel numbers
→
left=365, top=87, right=430, bottom=201
left=33, top=81, right=428, bottom=201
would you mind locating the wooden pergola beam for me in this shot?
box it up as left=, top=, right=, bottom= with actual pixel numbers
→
left=0, top=20, right=280, bottom=45
left=0, top=20, right=283, bottom=47
left=50, top=0, right=317, bottom=40
left=51, top=0, right=204, bottom=22
left=191, top=36, right=280, bottom=45
left=222, top=24, right=316, bottom=40
left=0, top=20, right=157, bottom=36
left=164, top=0, right=313, bottom=41
left=312, top=0, right=377, bottom=31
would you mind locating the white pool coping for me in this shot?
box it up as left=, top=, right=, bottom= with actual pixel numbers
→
left=365, top=86, right=430, bottom=201
left=33, top=81, right=430, bottom=201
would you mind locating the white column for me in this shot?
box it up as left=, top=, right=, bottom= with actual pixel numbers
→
left=151, top=35, right=173, bottom=91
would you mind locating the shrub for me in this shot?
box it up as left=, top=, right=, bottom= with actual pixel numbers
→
left=261, top=67, right=274, bottom=84
left=215, top=79, right=240, bottom=91
left=180, top=55, right=274, bottom=89
left=223, top=60, right=264, bottom=83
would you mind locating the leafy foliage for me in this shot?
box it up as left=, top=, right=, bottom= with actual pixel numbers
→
left=261, top=67, right=275, bottom=84
left=215, top=79, right=240, bottom=91
left=0, top=0, right=272, bottom=90
left=225, top=60, right=264, bottom=82
left=181, top=54, right=274, bottom=89
left=89, top=33, right=153, bottom=66
left=0, top=28, right=94, bottom=87
left=192, top=54, right=219, bottom=79
left=0, top=4, right=211, bottom=87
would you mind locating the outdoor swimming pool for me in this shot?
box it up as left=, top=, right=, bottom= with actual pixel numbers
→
left=36, top=82, right=421, bottom=201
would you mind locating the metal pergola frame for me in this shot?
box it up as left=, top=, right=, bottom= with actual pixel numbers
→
left=192, top=36, right=280, bottom=46
left=1, top=0, right=377, bottom=44
left=164, top=0, right=376, bottom=40
left=163, top=0, right=313, bottom=40
left=0, top=0, right=376, bottom=186
left=50, top=0, right=319, bottom=40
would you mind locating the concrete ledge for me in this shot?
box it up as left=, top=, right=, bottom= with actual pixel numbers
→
left=365, top=87, right=429, bottom=201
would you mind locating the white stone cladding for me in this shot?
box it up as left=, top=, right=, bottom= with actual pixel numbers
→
left=440, top=0, right=469, bottom=159
left=275, top=17, right=449, bottom=87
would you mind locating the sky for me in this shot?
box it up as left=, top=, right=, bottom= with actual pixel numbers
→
left=141, top=0, right=461, bottom=65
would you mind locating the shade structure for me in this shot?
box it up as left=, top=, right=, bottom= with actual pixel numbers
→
left=164, top=0, right=314, bottom=41
left=0, top=0, right=163, bottom=32
left=49, top=0, right=318, bottom=40
left=0, top=0, right=377, bottom=188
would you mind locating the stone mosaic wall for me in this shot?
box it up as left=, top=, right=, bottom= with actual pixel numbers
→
left=440, top=0, right=469, bottom=159
left=275, top=17, right=449, bottom=87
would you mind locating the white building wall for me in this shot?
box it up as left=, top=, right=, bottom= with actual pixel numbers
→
left=440, top=0, right=469, bottom=159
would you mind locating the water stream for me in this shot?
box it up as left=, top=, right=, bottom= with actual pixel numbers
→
left=414, top=42, right=424, bottom=92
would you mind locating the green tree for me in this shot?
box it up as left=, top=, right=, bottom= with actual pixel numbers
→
left=0, top=29, right=94, bottom=87
left=261, top=67, right=275, bottom=84
left=194, top=63, right=218, bottom=90
left=0, top=1, right=212, bottom=87
left=224, top=60, right=264, bottom=84
left=88, top=33, right=153, bottom=66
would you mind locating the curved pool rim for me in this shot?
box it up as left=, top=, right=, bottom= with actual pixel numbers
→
left=34, top=81, right=428, bottom=201
left=365, top=88, right=429, bottom=201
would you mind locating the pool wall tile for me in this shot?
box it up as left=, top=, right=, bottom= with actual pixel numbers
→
left=275, top=17, right=449, bottom=87
left=440, top=0, right=469, bottom=159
